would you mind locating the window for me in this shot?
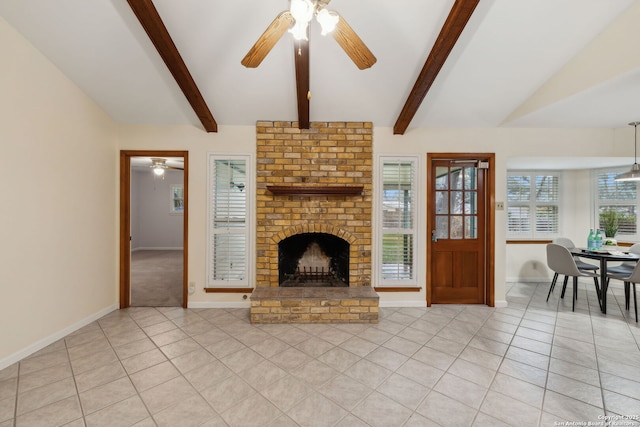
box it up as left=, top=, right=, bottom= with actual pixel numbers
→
left=507, top=172, right=560, bottom=238
left=170, top=184, right=184, bottom=213
left=379, top=157, right=417, bottom=286
left=595, top=169, right=637, bottom=237
left=207, top=155, right=250, bottom=288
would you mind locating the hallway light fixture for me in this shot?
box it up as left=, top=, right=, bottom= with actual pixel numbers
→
left=615, top=121, right=640, bottom=182
left=150, top=158, right=167, bottom=178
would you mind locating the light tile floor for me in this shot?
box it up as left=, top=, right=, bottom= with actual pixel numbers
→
left=2, top=280, right=640, bottom=427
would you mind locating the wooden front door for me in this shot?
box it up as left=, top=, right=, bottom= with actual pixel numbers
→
left=427, top=154, right=494, bottom=305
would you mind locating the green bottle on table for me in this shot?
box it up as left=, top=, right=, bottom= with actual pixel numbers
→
left=594, top=230, right=602, bottom=249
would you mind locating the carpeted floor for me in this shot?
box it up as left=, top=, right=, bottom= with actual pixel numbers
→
left=131, top=250, right=183, bottom=307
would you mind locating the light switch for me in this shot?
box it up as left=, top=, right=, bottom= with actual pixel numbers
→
left=496, top=202, right=504, bottom=210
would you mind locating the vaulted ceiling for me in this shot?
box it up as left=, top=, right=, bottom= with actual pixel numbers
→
left=1, top=0, right=639, bottom=133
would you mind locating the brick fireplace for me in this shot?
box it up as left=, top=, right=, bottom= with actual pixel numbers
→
left=251, top=121, right=378, bottom=323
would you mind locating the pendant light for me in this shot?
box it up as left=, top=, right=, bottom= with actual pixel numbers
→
left=615, top=121, right=640, bottom=181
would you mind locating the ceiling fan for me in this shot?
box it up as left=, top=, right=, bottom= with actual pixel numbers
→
left=241, top=0, right=376, bottom=70
left=149, top=158, right=183, bottom=177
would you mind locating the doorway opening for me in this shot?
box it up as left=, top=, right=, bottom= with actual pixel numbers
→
left=120, top=150, right=189, bottom=308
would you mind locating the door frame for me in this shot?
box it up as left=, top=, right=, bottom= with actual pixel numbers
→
left=119, top=150, right=189, bottom=309
left=426, top=152, right=495, bottom=307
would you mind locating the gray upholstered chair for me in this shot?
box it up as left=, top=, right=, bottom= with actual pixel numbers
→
left=607, top=261, right=639, bottom=322
left=553, top=237, right=599, bottom=271
left=547, top=237, right=598, bottom=302
left=546, top=243, right=601, bottom=311
left=605, top=243, right=640, bottom=276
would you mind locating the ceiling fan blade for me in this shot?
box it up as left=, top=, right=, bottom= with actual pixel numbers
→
left=332, top=14, right=376, bottom=70
left=241, top=11, right=294, bottom=68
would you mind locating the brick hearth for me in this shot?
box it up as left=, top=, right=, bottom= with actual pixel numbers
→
left=252, top=121, right=378, bottom=323
left=250, top=286, right=379, bottom=324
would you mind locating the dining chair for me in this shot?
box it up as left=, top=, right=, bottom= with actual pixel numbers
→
left=606, top=261, right=639, bottom=322
left=605, top=242, right=640, bottom=276
left=546, top=237, right=599, bottom=302
left=553, top=237, right=599, bottom=271
left=546, top=243, right=601, bottom=311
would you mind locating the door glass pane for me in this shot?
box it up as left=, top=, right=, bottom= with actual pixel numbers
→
left=464, top=167, right=477, bottom=190
left=465, top=216, right=478, bottom=239
left=436, top=191, right=448, bottom=214
left=435, top=167, right=448, bottom=189
left=436, top=216, right=448, bottom=239
left=450, top=216, right=463, bottom=239
left=451, top=191, right=463, bottom=214
left=450, top=167, right=463, bottom=189
left=464, top=192, right=477, bottom=214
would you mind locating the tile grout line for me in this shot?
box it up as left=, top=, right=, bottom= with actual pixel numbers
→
left=63, top=330, right=85, bottom=425
left=473, top=281, right=539, bottom=427
left=12, top=361, right=19, bottom=427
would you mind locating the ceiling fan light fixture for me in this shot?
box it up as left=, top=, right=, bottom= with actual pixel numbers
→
left=316, top=9, right=339, bottom=35
left=290, top=0, right=314, bottom=24
left=150, top=157, right=168, bottom=177
left=289, top=21, right=309, bottom=40
left=289, top=0, right=314, bottom=40
left=616, top=121, right=640, bottom=182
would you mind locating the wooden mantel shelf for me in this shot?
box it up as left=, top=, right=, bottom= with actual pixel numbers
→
left=266, top=185, right=364, bottom=196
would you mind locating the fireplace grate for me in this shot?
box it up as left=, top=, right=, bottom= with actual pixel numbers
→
left=280, top=266, right=347, bottom=287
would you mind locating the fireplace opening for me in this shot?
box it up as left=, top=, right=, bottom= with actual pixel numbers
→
left=278, top=233, right=349, bottom=287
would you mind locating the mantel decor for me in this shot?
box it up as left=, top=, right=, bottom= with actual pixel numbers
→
left=266, top=185, right=364, bottom=196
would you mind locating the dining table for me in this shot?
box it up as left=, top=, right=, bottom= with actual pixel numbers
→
left=571, top=247, right=640, bottom=314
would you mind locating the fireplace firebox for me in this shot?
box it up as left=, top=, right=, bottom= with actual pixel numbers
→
left=278, top=233, right=349, bottom=287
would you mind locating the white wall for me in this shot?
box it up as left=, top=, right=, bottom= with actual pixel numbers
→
left=118, top=125, right=257, bottom=307
left=0, top=17, right=118, bottom=367
left=117, top=125, right=627, bottom=308
left=374, top=127, right=628, bottom=305
left=131, top=168, right=184, bottom=250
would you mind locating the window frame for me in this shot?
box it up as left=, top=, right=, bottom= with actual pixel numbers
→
left=170, top=184, right=184, bottom=214
left=506, top=170, right=561, bottom=239
left=592, top=167, right=639, bottom=241
left=206, top=153, right=253, bottom=289
left=376, top=155, right=421, bottom=288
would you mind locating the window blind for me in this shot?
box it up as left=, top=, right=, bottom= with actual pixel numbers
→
left=381, top=161, right=415, bottom=281
left=507, top=172, right=559, bottom=238
left=208, top=157, right=249, bottom=286
left=597, top=172, right=637, bottom=235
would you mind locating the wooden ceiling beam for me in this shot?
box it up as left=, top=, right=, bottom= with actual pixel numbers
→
left=393, top=0, right=479, bottom=135
left=294, top=39, right=310, bottom=129
left=127, top=0, right=217, bottom=132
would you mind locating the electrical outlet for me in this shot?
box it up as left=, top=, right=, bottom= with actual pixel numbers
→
left=188, top=282, right=196, bottom=294
left=496, top=202, right=504, bottom=210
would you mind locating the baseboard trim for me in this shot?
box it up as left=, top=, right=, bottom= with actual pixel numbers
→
left=494, top=300, right=508, bottom=308
left=132, top=247, right=184, bottom=252
left=507, top=277, right=549, bottom=283
left=379, top=300, right=427, bottom=308
left=188, top=301, right=251, bottom=309
left=0, top=304, right=118, bottom=371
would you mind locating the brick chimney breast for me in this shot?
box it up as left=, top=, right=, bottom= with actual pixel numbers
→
left=255, top=121, right=373, bottom=288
